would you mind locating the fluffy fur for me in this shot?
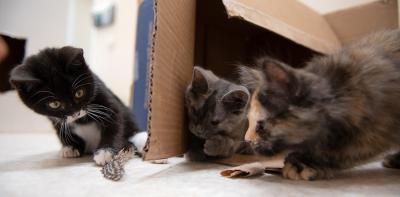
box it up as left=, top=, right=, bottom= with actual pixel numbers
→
left=185, top=66, right=252, bottom=161
left=240, top=30, right=400, bottom=180
left=10, top=46, right=140, bottom=166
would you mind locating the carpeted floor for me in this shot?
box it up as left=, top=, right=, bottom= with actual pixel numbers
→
left=0, top=133, right=400, bottom=197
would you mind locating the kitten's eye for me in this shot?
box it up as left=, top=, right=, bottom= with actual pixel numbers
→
left=75, top=89, right=85, bottom=98
left=48, top=101, right=61, bottom=109
left=232, top=110, right=241, bottom=115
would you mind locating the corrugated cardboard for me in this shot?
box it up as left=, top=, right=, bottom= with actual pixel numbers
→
left=324, top=0, right=398, bottom=44
left=143, top=0, right=196, bottom=160
left=141, top=0, right=398, bottom=163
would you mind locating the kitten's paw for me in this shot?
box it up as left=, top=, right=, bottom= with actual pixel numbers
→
left=204, top=137, right=234, bottom=157
left=186, top=149, right=208, bottom=161
left=383, top=153, right=400, bottom=169
left=60, top=146, right=81, bottom=158
left=283, top=153, right=332, bottom=181
left=282, top=161, right=319, bottom=181
left=93, top=148, right=115, bottom=166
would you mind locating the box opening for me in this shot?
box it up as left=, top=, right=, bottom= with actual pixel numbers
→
left=195, top=0, right=319, bottom=81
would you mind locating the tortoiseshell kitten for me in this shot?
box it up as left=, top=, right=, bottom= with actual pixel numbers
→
left=10, top=46, right=140, bottom=166
left=185, top=66, right=251, bottom=161
left=240, top=30, right=400, bottom=180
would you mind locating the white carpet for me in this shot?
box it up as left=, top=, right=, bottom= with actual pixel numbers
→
left=0, top=133, right=399, bottom=197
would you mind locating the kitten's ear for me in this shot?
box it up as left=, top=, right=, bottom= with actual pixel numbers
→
left=221, top=86, right=250, bottom=110
left=259, top=59, right=294, bottom=90
left=9, top=64, right=41, bottom=92
left=238, top=66, right=263, bottom=93
left=61, top=46, right=85, bottom=68
left=190, top=66, right=218, bottom=95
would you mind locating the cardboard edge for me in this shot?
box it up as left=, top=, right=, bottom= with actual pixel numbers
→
left=222, top=0, right=341, bottom=54
left=142, top=0, right=196, bottom=161
left=142, top=0, right=157, bottom=161
left=324, top=0, right=398, bottom=44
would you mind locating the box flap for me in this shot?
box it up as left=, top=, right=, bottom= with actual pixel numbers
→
left=222, top=0, right=341, bottom=54
left=324, top=0, right=398, bottom=44
left=143, top=0, right=196, bottom=160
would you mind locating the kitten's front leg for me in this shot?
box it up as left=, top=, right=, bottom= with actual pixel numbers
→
left=93, top=131, right=117, bottom=166
left=283, top=152, right=333, bottom=181
left=93, top=121, right=127, bottom=166
left=204, top=135, right=237, bottom=157
left=54, top=123, right=85, bottom=158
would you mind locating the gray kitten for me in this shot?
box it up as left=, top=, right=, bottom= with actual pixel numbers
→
left=185, top=66, right=251, bottom=161
left=240, top=30, right=400, bottom=180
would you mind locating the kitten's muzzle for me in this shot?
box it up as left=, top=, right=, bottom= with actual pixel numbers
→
left=72, top=111, right=82, bottom=118
left=251, top=140, right=274, bottom=156
left=66, top=110, right=87, bottom=123
left=245, top=120, right=266, bottom=142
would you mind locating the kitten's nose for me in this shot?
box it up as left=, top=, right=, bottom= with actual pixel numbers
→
left=211, top=120, right=219, bottom=126
left=72, top=111, right=80, bottom=118
left=256, top=120, right=265, bottom=132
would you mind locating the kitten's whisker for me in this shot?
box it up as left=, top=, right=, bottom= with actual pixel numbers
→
left=88, top=110, right=113, bottom=122
left=73, top=76, right=92, bottom=89
left=89, top=111, right=112, bottom=123
left=64, top=123, right=72, bottom=145
left=33, top=96, right=56, bottom=106
left=88, top=104, right=116, bottom=114
left=62, top=121, right=72, bottom=145
left=88, top=112, right=105, bottom=126
left=87, top=109, right=112, bottom=118
left=88, top=105, right=114, bottom=110
left=65, top=123, right=73, bottom=144
left=88, top=108, right=116, bottom=115
left=29, top=91, right=55, bottom=100
left=58, top=123, right=64, bottom=144
left=75, top=82, right=92, bottom=89
left=61, top=121, right=69, bottom=145
left=72, top=73, right=89, bottom=85
left=72, top=73, right=90, bottom=88
left=96, top=115, right=112, bottom=123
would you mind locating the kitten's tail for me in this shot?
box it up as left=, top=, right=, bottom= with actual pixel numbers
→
left=129, top=131, right=148, bottom=155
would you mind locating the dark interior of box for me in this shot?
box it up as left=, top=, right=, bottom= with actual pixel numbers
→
left=194, top=0, right=319, bottom=82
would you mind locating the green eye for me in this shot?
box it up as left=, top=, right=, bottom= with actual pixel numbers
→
left=48, top=101, right=61, bottom=109
left=75, top=89, right=85, bottom=98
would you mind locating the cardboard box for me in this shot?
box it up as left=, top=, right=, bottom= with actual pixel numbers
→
left=136, top=0, right=398, bottom=162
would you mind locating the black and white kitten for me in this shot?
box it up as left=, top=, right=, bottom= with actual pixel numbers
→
left=10, top=46, right=141, bottom=166
left=185, top=66, right=251, bottom=161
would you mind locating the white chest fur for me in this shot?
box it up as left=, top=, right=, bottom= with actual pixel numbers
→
left=72, top=122, right=101, bottom=153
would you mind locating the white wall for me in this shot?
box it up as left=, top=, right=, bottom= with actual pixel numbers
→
left=299, top=0, right=378, bottom=14
left=0, top=0, right=70, bottom=54
left=67, top=0, right=93, bottom=60
left=0, top=0, right=70, bottom=133
left=89, top=0, right=138, bottom=106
